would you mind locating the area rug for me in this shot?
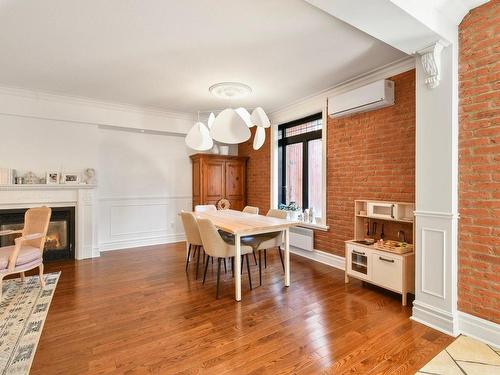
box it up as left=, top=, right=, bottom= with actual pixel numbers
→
left=0, top=272, right=60, bottom=375
left=416, top=335, right=500, bottom=375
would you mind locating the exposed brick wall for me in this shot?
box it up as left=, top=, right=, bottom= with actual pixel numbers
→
left=239, top=127, right=271, bottom=214
left=315, top=70, right=415, bottom=256
left=458, top=0, right=500, bottom=323
left=241, top=70, right=416, bottom=257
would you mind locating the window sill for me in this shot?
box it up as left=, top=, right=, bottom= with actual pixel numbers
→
left=296, top=221, right=329, bottom=231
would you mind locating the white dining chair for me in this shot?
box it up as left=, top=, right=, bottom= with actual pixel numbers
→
left=197, top=218, right=254, bottom=298
left=242, top=206, right=259, bottom=214
left=195, top=205, right=217, bottom=213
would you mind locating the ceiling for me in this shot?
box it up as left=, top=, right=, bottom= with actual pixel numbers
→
left=0, top=0, right=407, bottom=114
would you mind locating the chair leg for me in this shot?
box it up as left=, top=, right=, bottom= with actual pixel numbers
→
left=223, top=258, right=227, bottom=274
left=39, top=263, right=45, bottom=288
left=241, top=255, right=244, bottom=274
left=185, top=244, right=192, bottom=272
left=264, top=249, right=267, bottom=269
left=253, top=250, right=257, bottom=265
left=278, top=246, right=285, bottom=272
left=195, top=246, right=201, bottom=280
left=203, top=255, right=210, bottom=284
left=258, top=251, right=262, bottom=287
left=20, top=272, right=26, bottom=281
left=246, top=254, right=252, bottom=290
left=216, top=258, right=222, bottom=299
left=231, top=257, right=234, bottom=277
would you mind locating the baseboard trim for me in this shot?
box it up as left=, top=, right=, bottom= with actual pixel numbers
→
left=411, top=300, right=458, bottom=336
left=289, top=246, right=345, bottom=270
left=458, top=311, right=500, bottom=347
left=99, top=234, right=186, bottom=252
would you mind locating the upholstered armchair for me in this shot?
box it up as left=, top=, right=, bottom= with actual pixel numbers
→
left=0, top=207, right=51, bottom=300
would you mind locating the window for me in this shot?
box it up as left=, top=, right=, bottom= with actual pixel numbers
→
left=278, top=113, right=323, bottom=218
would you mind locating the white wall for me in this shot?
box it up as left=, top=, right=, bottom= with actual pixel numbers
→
left=97, top=127, right=192, bottom=251
left=0, top=89, right=196, bottom=252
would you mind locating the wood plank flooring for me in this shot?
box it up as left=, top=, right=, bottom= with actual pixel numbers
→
left=29, top=243, right=453, bottom=374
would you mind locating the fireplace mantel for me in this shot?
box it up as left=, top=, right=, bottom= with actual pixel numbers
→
left=0, top=184, right=98, bottom=260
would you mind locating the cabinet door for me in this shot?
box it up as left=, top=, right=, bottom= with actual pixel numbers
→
left=192, top=159, right=201, bottom=201
left=225, top=161, right=245, bottom=203
left=371, top=252, right=402, bottom=292
left=346, top=244, right=371, bottom=281
left=204, top=160, right=225, bottom=202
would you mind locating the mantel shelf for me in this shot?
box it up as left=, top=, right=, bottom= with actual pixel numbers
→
left=0, top=184, right=97, bottom=191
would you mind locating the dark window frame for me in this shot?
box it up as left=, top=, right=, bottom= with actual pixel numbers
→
left=278, top=113, right=322, bottom=208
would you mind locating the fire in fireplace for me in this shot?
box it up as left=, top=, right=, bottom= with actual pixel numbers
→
left=0, top=207, right=75, bottom=260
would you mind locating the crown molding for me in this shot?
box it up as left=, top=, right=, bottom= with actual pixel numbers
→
left=0, top=85, right=195, bottom=121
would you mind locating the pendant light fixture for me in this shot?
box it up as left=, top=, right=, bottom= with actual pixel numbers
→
left=184, top=82, right=270, bottom=150
left=253, top=126, right=266, bottom=150
left=209, top=108, right=251, bottom=144
left=185, top=121, right=213, bottom=151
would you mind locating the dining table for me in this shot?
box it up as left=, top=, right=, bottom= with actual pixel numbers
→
left=192, top=209, right=298, bottom=301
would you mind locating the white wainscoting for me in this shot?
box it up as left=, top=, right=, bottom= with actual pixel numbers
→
left=412, top=210, right=459, bottom=336
left=98, top=196, right=191, bottom=252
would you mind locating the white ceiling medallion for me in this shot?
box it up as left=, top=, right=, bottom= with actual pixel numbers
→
left=253, top=126, right=266, bottom=150
left=185, top=122, right=213, bottom=151
left=209, top=108, right=251, bottom=144
left=208, top=82, right=252, bottom=100
left=251, top=107, right=271, bottom=128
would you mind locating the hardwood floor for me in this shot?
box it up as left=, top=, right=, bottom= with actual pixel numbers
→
left=30, top=243, right=453, bottom=374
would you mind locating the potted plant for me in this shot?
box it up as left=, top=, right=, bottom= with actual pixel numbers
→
left=278, top=202, right=302, bottom=220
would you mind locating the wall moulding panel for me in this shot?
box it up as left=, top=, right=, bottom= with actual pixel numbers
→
left=98, top=196, right=191, bottom=252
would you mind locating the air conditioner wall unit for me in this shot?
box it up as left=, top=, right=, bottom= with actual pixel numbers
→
left=328, top=79, right=395, bottom=118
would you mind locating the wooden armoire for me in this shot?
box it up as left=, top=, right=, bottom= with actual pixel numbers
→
left=190, top=153, right=248, bottom=211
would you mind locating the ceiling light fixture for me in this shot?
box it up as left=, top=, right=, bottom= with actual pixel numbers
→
left=185, top=82, right=270, bottom=151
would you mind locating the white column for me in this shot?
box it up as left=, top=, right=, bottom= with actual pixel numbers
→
left=412, top=42, right=459, bottom=335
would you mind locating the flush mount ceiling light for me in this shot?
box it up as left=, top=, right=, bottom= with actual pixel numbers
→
left=208, top=82, right=252, bottom=100
left=184, top=82, right=270, bottom=149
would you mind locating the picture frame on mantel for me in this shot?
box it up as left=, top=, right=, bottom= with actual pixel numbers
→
left=61, top=173, right=80, bottom=184
left=46, top=171, right=60, bottom=184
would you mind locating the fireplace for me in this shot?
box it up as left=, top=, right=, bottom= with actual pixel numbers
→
left=0, top=207, right=75, bottom=261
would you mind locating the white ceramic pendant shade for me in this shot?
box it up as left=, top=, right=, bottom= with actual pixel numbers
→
left=253, top=126, right=266, bottom=150
left=209, top=108, right=251, bottom=144
left=207, top=112, right=215, bottom=129
left=251, top=107, right=271, bottom=128
left=235, top=107, right=253, bottom=127
left=185, top=122, right=213, bottom=151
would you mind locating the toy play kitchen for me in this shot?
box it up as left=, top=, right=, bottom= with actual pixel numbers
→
left=345, top=200, right=415, bottom=305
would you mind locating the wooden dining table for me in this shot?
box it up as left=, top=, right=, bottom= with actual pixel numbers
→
left=192, top=209, right=298, bottom=301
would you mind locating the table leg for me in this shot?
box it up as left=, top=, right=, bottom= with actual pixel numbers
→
left=284, top=228, right=290, bottom=287
left=234, top=233, right=242, bottom=301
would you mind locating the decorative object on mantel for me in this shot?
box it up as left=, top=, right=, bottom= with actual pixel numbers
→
left=184, top=82, right=271, bottom=151
left=46, top=171, right=60, bottom=184
left=219, top=145, right=229, bottom=155
left=211, top=144, right=220, bottom=154
left=216, top=198, right=231, bottom=210
left=23, top=171, right=39, bottom=184
left=0, top=272, right=60, bottom=375
left=61, top=173, right=80, bottom=184
left=83, top=168, right=96, bottom=185
left=0, top=168, right=14, bottom=185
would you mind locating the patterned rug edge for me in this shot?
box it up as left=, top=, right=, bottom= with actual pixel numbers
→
left=0, top=271, right=61, bottom=375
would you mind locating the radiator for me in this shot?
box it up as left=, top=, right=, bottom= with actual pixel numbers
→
left=289, top=226, right=314, bottom=252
